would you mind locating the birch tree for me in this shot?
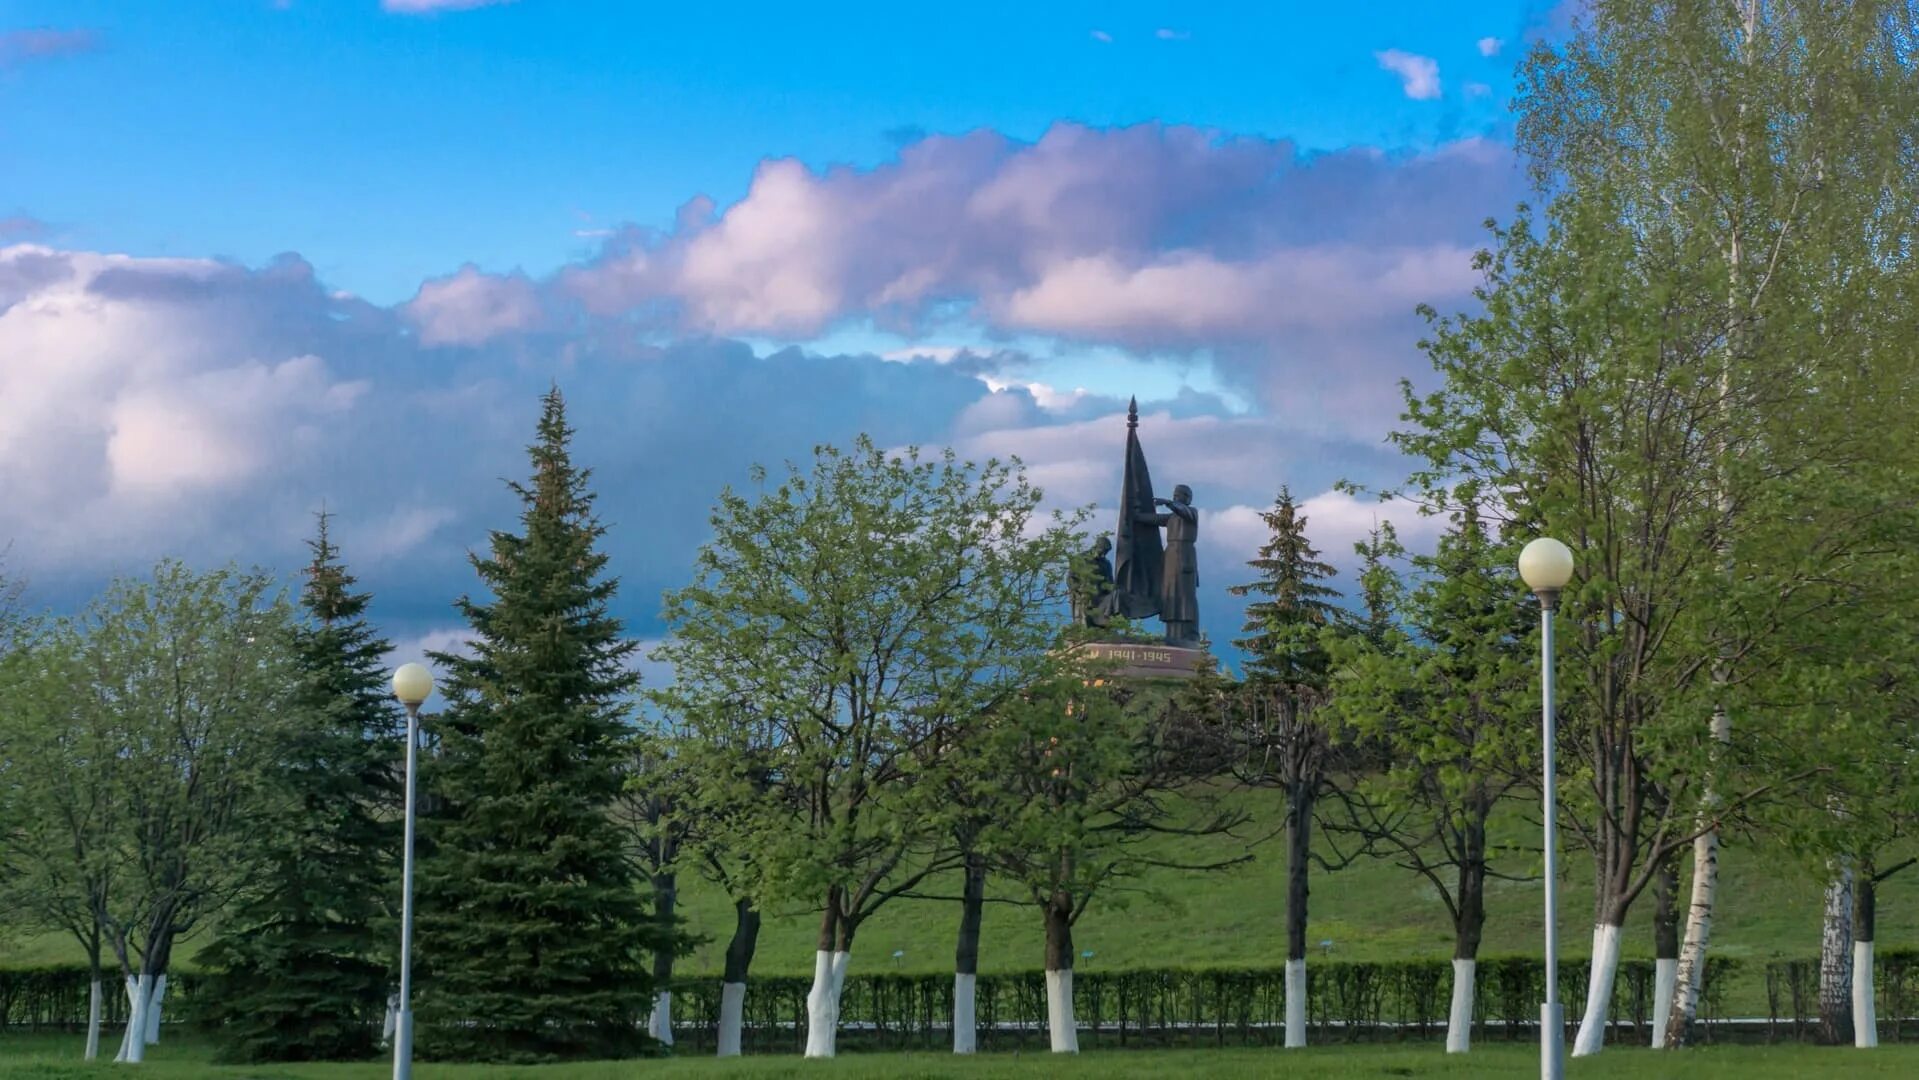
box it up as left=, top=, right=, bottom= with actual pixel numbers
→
left=1515, top=0, right=1919, bottom=1048
left=652, top=437, right=1082, bottom=1058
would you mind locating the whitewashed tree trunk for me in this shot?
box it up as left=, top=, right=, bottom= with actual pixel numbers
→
left=84, top=979, right=102, bottom=1060
left=382, top=992, right=399, bottom=1045
left=1854, top=940, right=1877, bottom=1048
left=143, top=973, right=166, bottom=1045
left=718, top=897, right=760, bottom=1058
left=119, top=973, right=153, bottom=1064
left=830, top=950, right=848, bottom=1000
left=1854, top=869, right=1879, bottom=1048
left=1445, top=958, right=1475, bottom=1053
left=1045, top=968, right=1078, bottom=1052
left=1651, top=959, right=1677, bottom=1048
left=648, top=990, right=673, bottom=1046
left=1285, top=958, right=1307, bottom=1048
left=716, top=982, right=747, bottom=1057
left=113, top=976, right=136, bottom=1062
left=803, top=950, right=841, bottom=1058
left=1572, top=923, right=1621, bottom=1056
left=953, top=973, right=977, bottom=1054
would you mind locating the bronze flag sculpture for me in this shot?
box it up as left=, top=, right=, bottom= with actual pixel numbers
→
left=1092, top=397, right=1200, bottom=646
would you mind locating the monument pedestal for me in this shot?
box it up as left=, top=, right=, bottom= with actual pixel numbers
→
left=1072, top=639, right=1210, bottom=680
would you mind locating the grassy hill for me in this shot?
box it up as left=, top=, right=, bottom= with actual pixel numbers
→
left=5, top=785, right=1909, bottom=1010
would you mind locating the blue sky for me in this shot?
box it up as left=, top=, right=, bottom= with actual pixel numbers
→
left=1, top=0, right=1572, bottom=672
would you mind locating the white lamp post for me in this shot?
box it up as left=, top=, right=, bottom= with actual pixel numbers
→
left=391, top=662, right=434, bottom=1080
left=1518, top=537, right=1573, bottom=1080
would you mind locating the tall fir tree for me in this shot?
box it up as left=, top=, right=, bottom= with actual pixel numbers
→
left=1228, top=487, right=1343, bottom=687
left=200, top=514, right=403, bottom=1062
left=1224, top=486, right=1348, bottom=1048
left=413, top=386, right=664, bottom=1061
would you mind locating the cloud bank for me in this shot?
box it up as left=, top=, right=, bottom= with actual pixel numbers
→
left=2, top=122, right=1518, bottom=661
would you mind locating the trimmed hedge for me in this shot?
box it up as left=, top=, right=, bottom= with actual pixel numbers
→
left=0, top=956, right=1738, bottom=1050
left=1762, top=947, right=1919, bottom=1043
left=661, top=956, right=1737, bottom=1052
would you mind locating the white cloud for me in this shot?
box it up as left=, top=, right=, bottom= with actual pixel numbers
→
left=1155, top=28, right=1190, bottom=41
left=1376, top=49, right=1442, bottom=100
left=405, top=265, right=543, bottom=347
left=1465, top=82, right=1493, bottom=98
left=1477, top=36, right=1504, bottom=57
left=1090, top=29, right=1113, bottom=44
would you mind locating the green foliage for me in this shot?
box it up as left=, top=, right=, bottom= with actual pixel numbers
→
left=69, top=564, right=297, bottom=978
left=197, top=516, right=404, bottom=1062
left=1326, top=505, right=1538, bottom=952
left=412, top=387, right=665, bottom=1061
left=653, top=436, right=1086, bottom=946
left=1227, top=488, right=1342, bottom=689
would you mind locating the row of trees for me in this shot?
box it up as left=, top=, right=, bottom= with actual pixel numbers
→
left=4, top=0, right=1917, bottom=1065
left=0, top=390, right=675, bottom=1063
left=1386, top=0, right=1919, bottom=1056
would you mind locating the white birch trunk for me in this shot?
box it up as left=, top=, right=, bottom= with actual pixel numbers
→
left=803, top=950, right=841, bottom=1058
left=1820, top=868, right=1855, bottom=1043
left=716, top=981, right=746, bottom=1057
left=143, top=973, right=166, bottom=1045
left=1284, top=958, right=1307, bottom=1048
left=1045, top=968, right=1077, bottom=1053
left=648, top=989, right=673, bottom=1046
left=1854, top=941, right=1877, bottom=1048
left=83, top=979, right=102, bottom=1060
left=1572, top=923, right=1621, bottom=1057
left=1650, top=957, right=1677, bottom=1047
left=1445, top=958, right=1475, bottom=1053
left=953, top=972, right=977, bottom=1054
left=1668, top=709, right=1730, bottom=1046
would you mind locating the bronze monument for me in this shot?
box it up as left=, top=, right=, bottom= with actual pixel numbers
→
left=1074, top=398, right=1208, bottom=677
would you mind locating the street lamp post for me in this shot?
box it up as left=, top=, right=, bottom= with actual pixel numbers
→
left=391, top=663, right=434, bottom=1080
left=1519, top=537, right=1573, bottom=1080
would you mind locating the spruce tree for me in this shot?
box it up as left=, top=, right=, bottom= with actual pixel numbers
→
left=1228, top=487, right=1343, bottom=687
left=412, top=386, right=662, bottom=1061
left=200, top=515, right=402, bottom=1062
left=1226, top=487, right=1347, bottom=1047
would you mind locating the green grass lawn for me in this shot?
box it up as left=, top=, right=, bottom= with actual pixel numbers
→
left=2, top=1034, right=1918, bottom=1079
left=5, top=785, right=1908, bottom=1018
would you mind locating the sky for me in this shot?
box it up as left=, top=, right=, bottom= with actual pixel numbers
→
left=1, top=0, right=1578, bottom=680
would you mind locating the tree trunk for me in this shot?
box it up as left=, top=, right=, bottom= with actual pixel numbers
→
left=1572, top=922, right=1622, bottom=1056
left=1043, top=892, right=1077, bottom=1053
left=118, top=972, right=154, bottom=1063
left=953, top=854, right=986, bottom=1054
left=648, top=870, right=677, bottom=1046
left=1285, top=779, right=1312, bottom=1049
left=717, top=898, right=760, bottom=1058
left=83, top=932, right=102, bottom=1062
left=85, top=976, right=102, bottom=1061
left=1651, top=855, right=1680, bottom=1048
left=1854, top=867, right=1877, bottom=1049
left=144, top=973, right=167, bottom=1045
left=1665, top=708, right=1730, bottom=1049
left=1447, top=839, right=1487, bottom=1054
left=1819, top=866, right=1855, bottom=1045
left=803, top=890, right=842, bottom=1058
